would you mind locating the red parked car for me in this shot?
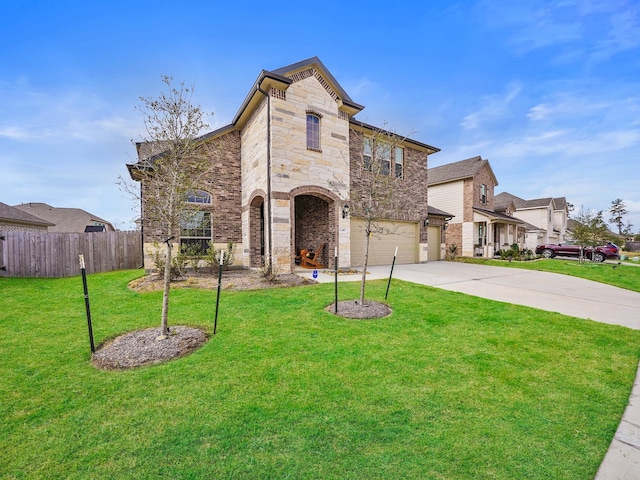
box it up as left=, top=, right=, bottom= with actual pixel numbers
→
left=535, top=241, right=619, bottom=262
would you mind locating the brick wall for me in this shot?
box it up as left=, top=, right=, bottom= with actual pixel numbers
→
left=444, top=223, right=462, bottom=256
left=140, top=130, right=242, bottom=246
left=349, top=129, right=429, bottom=241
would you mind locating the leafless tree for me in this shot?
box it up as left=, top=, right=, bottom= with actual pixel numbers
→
left=120, top=76, right=212, bottom=338
left=349, top=123, right=414, bottom=304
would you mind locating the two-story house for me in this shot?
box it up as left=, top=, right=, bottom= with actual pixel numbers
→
left=427, top=156, right=522, bottom=258
left=495, top=193, right=569, bottom=250
left=128, top=57, right=442, bottom=272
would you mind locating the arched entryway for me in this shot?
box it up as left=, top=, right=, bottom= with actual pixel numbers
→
left=291, top=187, right=340, bottom=270
left=249, top=194, right=265, bottom=268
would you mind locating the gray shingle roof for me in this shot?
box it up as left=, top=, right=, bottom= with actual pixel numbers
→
left=473, top=207, right=523, bottom=223
left=427, top=156, right=496, bottom=186
left=0, top=201, right=54, bottom=227
left=12, top=203, right=114, bottom=233
left=496, top=192, right=554, bottom=209
left=428, top=205, right=454, bottom=218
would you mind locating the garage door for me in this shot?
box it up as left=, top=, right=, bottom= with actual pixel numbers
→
left=350, top=218, right=418, bottom=266
left=427, top=226, right=441, bottom=261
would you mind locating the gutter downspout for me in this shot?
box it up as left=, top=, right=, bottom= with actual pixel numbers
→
left=257, top=86, right=273, bottom=269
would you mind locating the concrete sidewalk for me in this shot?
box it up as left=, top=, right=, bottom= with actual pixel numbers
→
left=297, top=261, right=640, bottom=478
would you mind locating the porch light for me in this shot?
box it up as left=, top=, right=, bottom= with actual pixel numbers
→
left=342, top=204, right=350, bottom=219
left=423, top=218, right=429, bottom=227
left=444, top=221, right=449, bottom=230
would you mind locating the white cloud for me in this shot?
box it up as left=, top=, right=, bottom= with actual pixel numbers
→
left=589, top=6, right=640, bottom=63
left=460, top=84, right=522, bottom=130
left=0, top=126, right=30, bottom=140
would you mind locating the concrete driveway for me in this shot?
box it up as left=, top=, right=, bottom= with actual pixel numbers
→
left=302, top=261, right=640, bottom=330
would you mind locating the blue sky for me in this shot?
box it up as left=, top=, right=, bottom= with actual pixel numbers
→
left=2, top=0, right=639, bottom=232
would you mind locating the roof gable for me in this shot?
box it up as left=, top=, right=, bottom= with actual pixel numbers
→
left=496, top=192, right=557, bottom=210
left=428, top=156, right=497, bottom=186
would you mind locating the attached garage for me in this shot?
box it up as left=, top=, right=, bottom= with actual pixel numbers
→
left=350, top=218, right=418, bottom=266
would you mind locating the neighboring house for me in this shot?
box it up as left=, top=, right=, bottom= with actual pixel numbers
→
left=128, top=56, right=443, bottom=271
left=0, top=201, right=54, bottom=233
left=495, top=193, right=569, bottom=250
left=12, top=203, right=115, bottom=233
left=427, top=156, right=522, bottom=258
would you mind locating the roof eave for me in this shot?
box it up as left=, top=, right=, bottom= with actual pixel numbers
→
left=349, top=118, right=440, bottom=154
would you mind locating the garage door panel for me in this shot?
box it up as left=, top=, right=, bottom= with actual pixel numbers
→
left=350, top=219, right=418, bottom=266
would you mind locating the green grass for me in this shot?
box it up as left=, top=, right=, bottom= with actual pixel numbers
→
left=2, top=270, right=640, bottom=479
left=456, top=256, right=640, bottom=292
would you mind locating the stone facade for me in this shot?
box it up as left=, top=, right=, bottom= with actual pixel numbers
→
left=131, top=57, right=439, bottom=272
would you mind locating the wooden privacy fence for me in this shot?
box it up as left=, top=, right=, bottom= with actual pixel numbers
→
left=0, top=230, right=143, bottom=278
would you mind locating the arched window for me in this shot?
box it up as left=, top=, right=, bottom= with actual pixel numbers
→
left=185, top=190, right=211, bottom=204
left=306, top=113, right=321, bottom=151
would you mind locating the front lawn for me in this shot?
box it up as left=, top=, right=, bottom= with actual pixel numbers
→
left=456, top=257, right=640, bottom=292
left=1, top=270, right=639, bottom=479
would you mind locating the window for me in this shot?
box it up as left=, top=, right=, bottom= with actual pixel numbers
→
left=380, top=143, right=391, bottom=175
left=306, top=114, right=321, bottom=150
left=362, top=137, right=392, bottom=175
left=186, top=190, right=211, bottom=204
left=480, top=184, right=487, bottom=204
left=363, top=137, right=373, bottom=171
left=395, top=147, right=404, bottom=178
left=180, top=211, right=211, bottom=252
left=478, top=222, right=486, bottom=245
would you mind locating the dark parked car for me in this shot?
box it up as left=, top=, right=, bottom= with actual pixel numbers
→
left=535, top=241, right=619, bottom=262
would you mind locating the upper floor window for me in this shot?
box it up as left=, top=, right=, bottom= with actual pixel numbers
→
left=362, top=137, right=391, bottom=175
left=363, top=137, right=373, bottom=171
left=395, top=147, right=404, bottom=179
left=306, top=114, right=321, bottom=151
left=186, top=190, right=211, bottom=204
left=480, top=184, right=487, bottom=204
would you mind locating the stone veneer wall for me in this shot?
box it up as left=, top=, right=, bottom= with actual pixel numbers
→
left=241, top=99, right=269, bottom=268
left=243, top=74, right=351, bottom=271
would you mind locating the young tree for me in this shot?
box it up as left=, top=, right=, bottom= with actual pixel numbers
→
left=121, top=76, right=212, bottom=338
left=571, top=206, right=609, bottom=262
left=349, top=124, right=413, bottom=304
left=609, top=198, right=628, bottom=235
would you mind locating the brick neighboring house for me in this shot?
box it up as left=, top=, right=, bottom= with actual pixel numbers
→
left=128, top=57, right=443, bottom=271
left=0, top=201, right=54, bottom=233
left=427, top=156, right=523, bottom=258
left=495, top=193, right=569, bottom=250
left=12, top=203, right=115, bottom=233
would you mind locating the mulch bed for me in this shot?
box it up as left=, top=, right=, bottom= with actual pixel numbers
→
left=92, top=326, right=207, bottom=370
left=326, top=300, right=392, bottom=319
